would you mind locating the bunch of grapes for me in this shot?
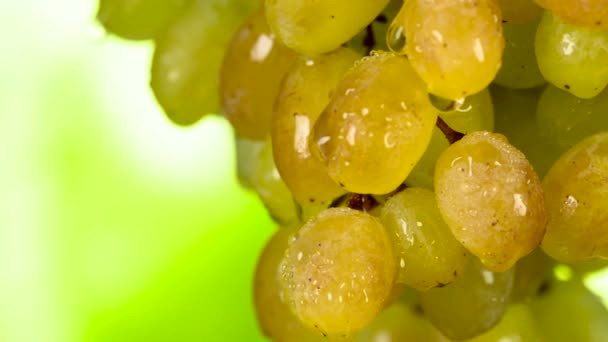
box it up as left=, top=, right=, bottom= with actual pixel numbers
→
left=98, top=0, right=608, bottom=340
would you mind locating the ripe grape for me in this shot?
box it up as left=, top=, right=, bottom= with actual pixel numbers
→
left=419, top=257, right=515, bottom=340
left=380, top=188, right=468, bottom=290
left=537, top=84, right=608, bottom=154
left=272, top=48, right=360, bottom=208
left=535, top=0, right=608, bottom=29
left=530, top=278, right=608, bottom=342
left=235, top=136, right=265, bottom=190
left=254, top=225, right=325, bottom=342
left=150, top=0, right=257, bottom=125
left=465, top=303, right=542, bottom=342
left=435, top=131, right=546, bottom=272
left=97, top=0, right=191, bottom=40
left=402, top=0, right=504, bottom=100
left=495, top=18, right=545, bottom=89
left=312, top=52, right=437, bottom=195
left=264, top=0, right=389, bottom=55
left=535, top=11, right=608, bottom=99
left=542, top=132, right=608, bottom=263
left=220, top=9, right=297, bottom=140
left=281, top=208, right=396, bottom=338
left=254, top=139, right=298, bottom=224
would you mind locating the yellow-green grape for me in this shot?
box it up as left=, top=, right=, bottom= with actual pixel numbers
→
left=254, top=139, right=298, bottom=224
left=406, top=90, right=495, bottom=189
left=402, top=0, right=504, bottom=100
left=435, top=131, right=546, bottom=272
left=535, top=11, right=608, bottom=99
left=356, top=299, right=433, bottom=342
left=220, top=9, right=297, bottom=140
left=419, top=257, right=515, bottom=340
left=380, top=188, right=468, bottom=290
left=281, top=208, right=396, bottom=338
left=491, top=85, right=559, bottom=178
left=235, top=136, right=265, bottom=190
left=254, top=225, right=325, bottom=342
left=498, top=0, right=543, bottom=24
left=151, top=0, right=257, bottom=126
left=570, top=259, right=608, bottom=276
left=511, top=248, right=554, bottom=302
left=312, top=52, right=437, bottom=195
left=272, top=48, right=360, bottom=208
left=264, top=0, right=389, bottom=55
left=537, top=85, right=608, bottom=155
left=494, top=18, right=546, bottom=89
left=530, top=278, right=608, bottom=342
left=97, top=0, right=191, bottom=40
left=535, top=0, right=608, bottom=29
left=541, top=132, right=608, bottom=263
left=465, top=303, right=543, bottom=342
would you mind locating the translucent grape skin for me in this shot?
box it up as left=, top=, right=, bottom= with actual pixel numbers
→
left=380, top=188, right=468, bottom=290
left=541, top=132, right=608, bottom=263
left=150, top=0, right=257, bottom=126
left=220, top=9, right=297, bottom=140
left=271, top=48, right=360, bottom=208
left=407, top=89, right=495, bottom=189
left=402, top=0, right=504, bottom=100
left=97, top=0, right=191, bottom=40
left=498, top=0, right=543, bottom=24
left=419, top=257, right=515, bottom=340
left=535, top=0, right=608, bottom=29
left=491, top=84, right=559, bottom=178
left=253, top=226, right=325, bottom=342
left=235, top=136, right=265, bottom=190
left=281, top=208, right=396, bottom=338
left=494, top=18, right=545, bottom=89
left=434, top=131, right=547, bottom=272
left=537, top=85, right=608, bottom=155
left=264, top=0, right=389, bottom=55
left=253, top=139, right=298, bottom=224
left=312, top=52, right=437, bottom=195
left=535, top=11, right=608, bottom=99
left=530, top=278, right=608, bottom=342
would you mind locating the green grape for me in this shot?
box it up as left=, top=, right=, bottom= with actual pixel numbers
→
left=312, top=52, right=437, bottom=195
left=402, top=0, right=504, bottom=100
left=571, top=259, right=608, bottom=276
left=254, top=225, right=325, bottom=342
left=281, top=208, right=396, bottom=338
left=254, top=139, right=298, bottom=224
left=535, top=0, right=608, bottom=29
left=491, top=85, right=559, bottom=178
left=435, top=131, right=546, bottom=272
left=494, top=18, right=546, bottom=89
left=220, top=9, right=297, bottom=140
left=272, top=48, right=360, bottom=208
left=419, top=257, right=515, bottom=340
left=466, top=303, right=543, bottom=342
left=235, top=136, right=265, bottom=190
left=97, top=0, right=191, bottom=40
left=406, top=90, right=495, bottom=189
left=356, top=298, right=433, bottom=342
left=541, top=132, right=608, bottom=263
left=537, top=84, right=608, bottom=154
left=151, top=0, right=257, bottom=126
left=380, top=188, right=468, bottom=290
left=264, top=0, right=389, bottom=55
left=498, top=0, right=543, bottom=24
left=535, top=11, right=608, bottom=99
left=530, top=278, right=608, bottom=342
left=511, top=248, right=554, bottom=302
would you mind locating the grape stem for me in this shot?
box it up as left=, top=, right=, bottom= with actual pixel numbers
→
left=436, top=117, right=464, bottom=144
left=346, top=193, right=377, bottom=212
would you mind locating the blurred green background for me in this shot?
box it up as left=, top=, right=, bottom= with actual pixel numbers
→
left=2, top=1, right=607, bottom=342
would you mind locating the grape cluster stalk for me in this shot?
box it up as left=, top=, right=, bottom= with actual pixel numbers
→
left=98, top=0, right=608, bottom=340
